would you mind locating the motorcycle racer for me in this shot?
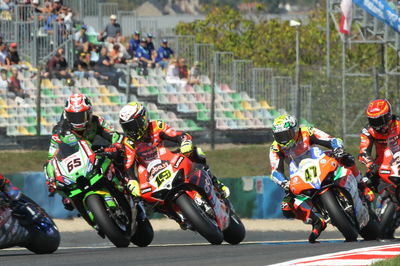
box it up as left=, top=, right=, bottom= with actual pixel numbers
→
left=0, top=174, right=21, bottom=201
left=359, top=99, right=400, bottom=190
left=44, top=94, right=123, bottom=210
left=269, top=114, right=371, bottom=243
left=107, top=102, right=230, bottom=199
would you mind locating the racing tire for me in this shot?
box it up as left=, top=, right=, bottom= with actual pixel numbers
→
left=86, top=194, right=130, bottom=248
left=20, top=194, right=60, bottom=254
left=131, top=218, right=154, bottom=247
left=223, top=211, right=246, bottom=245
left=378, top=200, right=396, bottom=239
left=320, top=190, right=358, bottom=242
left=176, top=193, right=224, bottom=245
left=359, top=213, right=379, bottom=241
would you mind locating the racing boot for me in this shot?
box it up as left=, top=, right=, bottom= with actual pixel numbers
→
left=207, top=169, right=230, bottom=198
left=62, top=197, right=74, bottom=211
left=308, top=215, right=327, bottom=243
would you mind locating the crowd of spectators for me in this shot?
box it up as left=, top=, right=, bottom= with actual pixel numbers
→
left=0, top=1, right=201, bottom=91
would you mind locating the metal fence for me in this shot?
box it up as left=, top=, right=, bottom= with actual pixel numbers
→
left=251, top=68, right=274, bottom=101
left=233, top=60, right=253, bottom=96
left=194, top=43, right=214, bottom=79
left=214, top=52, right=234, bottom=88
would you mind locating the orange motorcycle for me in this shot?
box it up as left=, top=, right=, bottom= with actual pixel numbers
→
left=289, top=147, right=378, bottom=241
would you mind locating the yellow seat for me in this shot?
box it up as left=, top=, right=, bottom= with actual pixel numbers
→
left=17, top=126, right=31, bottom=135
left=259, top=100, right=273, bottom=109
left=40, top=117, right=49, bottom=126
left=101, top=96, right=113, bottom=105
left=241, top=101, right=253, bottom=110
left=41, top=79, right=54, bottom=89
left=234, top=110, right=246, bottom=120
left=0, top=98, right=8, bottom=108
left=0, top=108, right=10, bottom=118
left=99, top=87, right=111, bottom=95
left=131, top=78, right=140, bottom=87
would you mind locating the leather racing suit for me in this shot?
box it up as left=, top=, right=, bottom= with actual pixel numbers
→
left=269, top=126, right=370, bottom=229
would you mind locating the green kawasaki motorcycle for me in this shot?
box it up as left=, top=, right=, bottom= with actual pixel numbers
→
left=47, top=136, right=153, bottom=247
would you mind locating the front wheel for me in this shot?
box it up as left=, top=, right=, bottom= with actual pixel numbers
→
left=320, top=190, right=358, bottom=241
left=223, top=211, right=246, bottom=245
left=378, top=200, right=397, bottom=239
left=175, top=193, right=223, bottom=245
left=86, top=194, right=130, bottom=247
left=131, top=218, right=154, bottom=247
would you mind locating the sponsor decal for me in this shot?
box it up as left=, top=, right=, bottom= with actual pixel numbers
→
left=320, top=159, right=326, bottom=164
left=141, top=187, right=152, bottom=194
left=380, top=169, right=391, bottom=174
left=150, top=162, right=168, bottom=176
left=174, top=156, right=184, bottom=168
left=159, top=148, right=166, bottom=155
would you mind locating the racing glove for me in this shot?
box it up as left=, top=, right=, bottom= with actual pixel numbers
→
left=214, top=179, right=230, bottom=198
left=46, top=179, right=56, bottom=196
left=127, top=179, right=141, bottom=198
left=333, top=147, right=345, bottom=158
left=368, top=163, right=379, bottom=175
left=62, top=197, right=74, bottom=211
left=280, top=180, right=290, bottom=192
left=358, top=182, right=375, bottom=202
left=180, top=140, right=193, bottom=156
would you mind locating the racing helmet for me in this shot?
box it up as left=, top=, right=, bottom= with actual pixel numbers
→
left=272, top=114, right=298, bottom=148
left=64, top=94, right=92, bottom=131
left=366, top=99, right=392, bottom=133
left=119, top=102, right=149, bottom=141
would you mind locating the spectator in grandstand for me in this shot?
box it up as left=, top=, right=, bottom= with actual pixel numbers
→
left=128, top=31, right=140, bottom=57
left=89, top=43, right=99, bottom=67
left=0, top=34, right=3, bottom=46
left=166, top=59, right=185, bottom=85
left=0, top=0, right=12, bottom=11
left=0, top=69, right=8, bottom=91
left=150, top=50, right=158, bottom=69
left=8, top=68, right=28, bottom=99
left=109, top=44, right=125, bottom=64
left=136, top=38, right=152, bottom=75
left=156, top=39, right=174, bottom=69
left=42, top=1, right=52, bottom=13
left=189, top=61, right=201, bottom=85
left=95, top=46, right=123, bottom=85
left=31, top=0, right=43, bottom=13
left=54, top=15, right=68, bottom=46
left=99, top=14, right=122, bottom=42
left=60, top=6, right=73, bottom=33
left=73, top=52, right=91, bottom=79
left=0, top=43, right=8, bottom=66
left=45, top=47, right=71, bottom=79
left=6, top=42, right=20, bottom=65
left=178, top=58, right=188, bottom=80
left=74, top=25, right=89, bottom=53
left=146, top=33, right=155, bottom=53
left=44, top=8, right=58, bottom=34
left=52, top=0, right=62, bottom=13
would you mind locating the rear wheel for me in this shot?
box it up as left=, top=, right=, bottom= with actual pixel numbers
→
left=175, top=193, right=223, bottom=245
left=223, top=211, right=246, bottom=245
left=86, top=194, right=130, bottom=247
left=320, top=190, right=358, bottom=241
left=131, top=218, right=154, bottom=247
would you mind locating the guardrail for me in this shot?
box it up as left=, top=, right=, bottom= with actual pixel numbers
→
left=6, top=172, right=284, bottom=219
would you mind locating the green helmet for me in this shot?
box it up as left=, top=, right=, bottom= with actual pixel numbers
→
left=272, top=114, right=298, bottom=147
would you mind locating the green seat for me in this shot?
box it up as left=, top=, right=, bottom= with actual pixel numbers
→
left=231, top=93, right=242, bottom=102
left=197, top=111, right=210, bottom=121
left=196, top=103, right=207, bottom=111
left=224, top=111, right=235, bottom=119
left=87, top=34, right=102, bottom=45
left=42, top=88, right=54, bottom=97
left=148, top=86, right=159, bottom=95
left=268, top=109, right=280, bottom=118
left=186, top=119, right=202, bottom=131
left=203, top=84, right=211, bottom=92
left=109, top=96, right=121, bottom=104
left=53, top=106, right=63, bottom=113
left=27, top=126, right=36, bottom=134
left=80, top=87, right=91, bottom=96
left=233, top=101, right=244, bottom=111
left=26, top=117, right=36, bottom=125
left=149, top=111, right=159, bottom=120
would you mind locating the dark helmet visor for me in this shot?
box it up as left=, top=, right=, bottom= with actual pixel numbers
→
left=121, top=118, right=146, bottom=140
left=273, top=128, right=296, bottom=146
left=368, top=113, right=391, bottom=131
left=65, top=111, right=89, bottom=126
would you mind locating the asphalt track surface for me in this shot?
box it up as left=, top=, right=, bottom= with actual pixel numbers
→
left=1, top=228, right=398, bottom=266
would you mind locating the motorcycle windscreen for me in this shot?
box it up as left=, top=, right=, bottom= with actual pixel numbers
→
left=56, top=142, right=80, bottom=161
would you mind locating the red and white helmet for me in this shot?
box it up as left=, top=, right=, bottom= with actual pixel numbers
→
left=64, top=94, right=92, bottom=130
left=119, top=102, right=149, bottom=141
left=366, top=99, right=392, bottom=133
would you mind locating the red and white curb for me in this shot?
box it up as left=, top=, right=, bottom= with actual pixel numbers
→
left=269, top=243, right=400, bottom=265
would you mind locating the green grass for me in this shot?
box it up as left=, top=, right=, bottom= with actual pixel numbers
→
left=373, top=256, right=400, bottom=266
left=0, top=141, right=366, bottom=177
left=0, top=145, right=270, bottom=177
